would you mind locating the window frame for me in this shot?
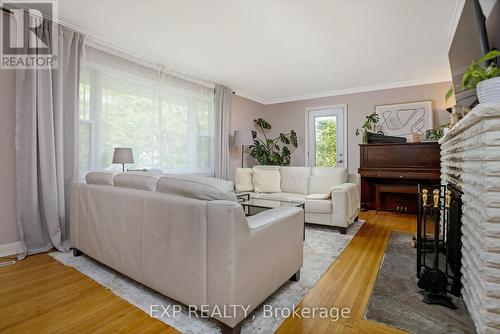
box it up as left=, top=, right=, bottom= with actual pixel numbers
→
left=77, top=62, right=215, bottom=177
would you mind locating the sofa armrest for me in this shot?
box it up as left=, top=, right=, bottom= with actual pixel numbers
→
left=331, top=183, right=360, bottom=227
left=206, top=201, right=303, bottom=327
left=347, top=173, right=361, bottom=202
left=246, top=206, right=303, bottom=230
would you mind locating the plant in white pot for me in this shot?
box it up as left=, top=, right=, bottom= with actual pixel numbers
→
left=446, top=50, right=500, bottom=104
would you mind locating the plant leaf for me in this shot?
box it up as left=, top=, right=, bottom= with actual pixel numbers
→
left=255, top=118, right=271, bottom=130
left=476, top=50, right=500, bottom=64
left=290, top=130, right=298, bottom=147
left=279, top=133, right=290, bottom=144
left=445, top=86, right=454, bottom=102
left=485, top=63, right=498, bottom=78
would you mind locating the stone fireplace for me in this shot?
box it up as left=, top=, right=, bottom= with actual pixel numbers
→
left=440, top=103, right=500, bottom=333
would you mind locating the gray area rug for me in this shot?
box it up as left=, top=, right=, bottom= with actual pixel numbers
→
left=50, top=220, right=364, bottom=334
left=365, top=232, right=475, bottom=334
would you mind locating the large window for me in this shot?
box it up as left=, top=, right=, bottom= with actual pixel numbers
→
left=78, top=64, right=214, bottom=178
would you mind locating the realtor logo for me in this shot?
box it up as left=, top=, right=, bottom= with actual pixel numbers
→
left=0, top=0, right=58, bottom=68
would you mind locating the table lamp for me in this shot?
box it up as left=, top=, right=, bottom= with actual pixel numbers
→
left=112, top=147, right=134, bottom=172
left=233, top=130, right=254, bottom=168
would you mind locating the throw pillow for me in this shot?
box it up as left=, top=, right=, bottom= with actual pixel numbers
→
left=235, top=168, right=253, bottom=192
left=85, top=171, right=115, bottom=185
left=252, top=167, right=281, bottom=193
left=113, top=171, right=160, bottom=191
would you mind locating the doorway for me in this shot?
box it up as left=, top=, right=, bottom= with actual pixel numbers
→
left=307, top=105, right=346, bottom=168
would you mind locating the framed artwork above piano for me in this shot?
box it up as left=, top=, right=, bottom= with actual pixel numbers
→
left=358, top=142, right=441, bottom=213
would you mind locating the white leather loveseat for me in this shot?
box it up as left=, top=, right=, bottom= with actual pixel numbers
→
left=71, top=172, right=304, bottom=334
left=235, top=166, right=360, bottom=234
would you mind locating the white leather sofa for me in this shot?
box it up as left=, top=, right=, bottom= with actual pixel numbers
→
left=235, top=166, right=360, bottom=234
left=70, top=172, right=304, bottom=334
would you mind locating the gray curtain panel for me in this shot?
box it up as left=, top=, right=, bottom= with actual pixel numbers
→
left=15, top=23, right=85, bottom=256
left=214, top=84, right=232, bottom=180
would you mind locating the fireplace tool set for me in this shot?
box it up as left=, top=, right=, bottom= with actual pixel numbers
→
left=416, top=184, right=463, bottom=310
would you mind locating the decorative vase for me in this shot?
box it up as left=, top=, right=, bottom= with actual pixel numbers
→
left=477, top=77, right=500, bottom=103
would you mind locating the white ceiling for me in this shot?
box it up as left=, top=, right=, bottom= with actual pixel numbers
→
left=58, top=0, right=462, bottom=104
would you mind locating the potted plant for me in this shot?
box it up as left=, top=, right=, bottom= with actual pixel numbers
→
left=424, top=125, right=447, bottom=142
left=355, top=112, right=379, bottom=144
left=446, top=50, right=500, bottom=104
left=249, top=118, right=298, bottom=166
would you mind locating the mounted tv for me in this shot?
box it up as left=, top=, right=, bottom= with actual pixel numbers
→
left=448, top=0, right=499, bottom=108
left=485, top=0, right=500, bottom=51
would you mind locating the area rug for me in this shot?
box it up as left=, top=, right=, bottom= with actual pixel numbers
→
left=50, top=220, right=364, bottom=334
left=365, top=232, right=475, bottom=334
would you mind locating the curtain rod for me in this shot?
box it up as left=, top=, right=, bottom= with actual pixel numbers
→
left=64, top=20, right=216, bottom=89
left=63, top=20, right=216, bottom=89
left=2, top=4, right=218, bottom=89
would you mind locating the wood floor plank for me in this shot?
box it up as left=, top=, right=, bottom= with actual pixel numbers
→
left=0, top=211, right=415, bottom=333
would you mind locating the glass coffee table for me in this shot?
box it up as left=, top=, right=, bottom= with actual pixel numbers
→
left=240, top=198, right=305, bottom=240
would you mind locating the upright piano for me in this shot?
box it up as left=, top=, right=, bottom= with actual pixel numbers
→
left=358, top=142, right=441, bottom=213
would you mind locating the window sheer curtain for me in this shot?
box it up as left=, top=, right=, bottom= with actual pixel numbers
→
left=15, top=24, right=85, bottom=257
left=214, top=84, right=232, bottom=180
left=79, top=42, right=219, bottom=176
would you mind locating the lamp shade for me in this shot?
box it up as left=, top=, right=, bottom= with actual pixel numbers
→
left=233, top=129, right=254, bottom=146
left=112, top=147, right=134, bottom=164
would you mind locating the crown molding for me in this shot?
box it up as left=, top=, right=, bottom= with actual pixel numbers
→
left=232, top=89, right=268, bottom=105
left=237, top=75, right=452, bottom=105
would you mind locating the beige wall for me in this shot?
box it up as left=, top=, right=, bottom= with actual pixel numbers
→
left=229, top=95, right=266, bottom=180
left=263, top=81, right=452, bottom=174
left=0, top=69, right=19, bottom=245
left=0, top=77, right=450, bottom=245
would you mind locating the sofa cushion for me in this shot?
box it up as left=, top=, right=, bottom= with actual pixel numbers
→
left=249, top=192, right=331, bottom=213
left=114, top=171, right=160, bottom=191
left=305, top=199, right=332, bottom=214
left=306, top=193, right=331, bottom=200
left=250, top=192, right=306, bottom=202
left=234, top=168, right=253, bottom=192
left=280, top=167, right=311, bottom=194
left=308, top=167, right=347, bottom=194
left=157, top=174, right=237, bottom=201
left=252, top=166, right=281, bottom=193
left=85, top=171, right=115, bottom=185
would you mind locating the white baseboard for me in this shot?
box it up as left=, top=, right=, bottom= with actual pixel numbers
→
left=0, top=241, right=23, bottom=257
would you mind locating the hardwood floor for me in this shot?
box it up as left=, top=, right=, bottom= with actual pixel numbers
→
left=0, top=255, right=174, bottom=333
left=0, top=211, right=416, bottom=333
left=276, top=210, right=416, bottom=334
